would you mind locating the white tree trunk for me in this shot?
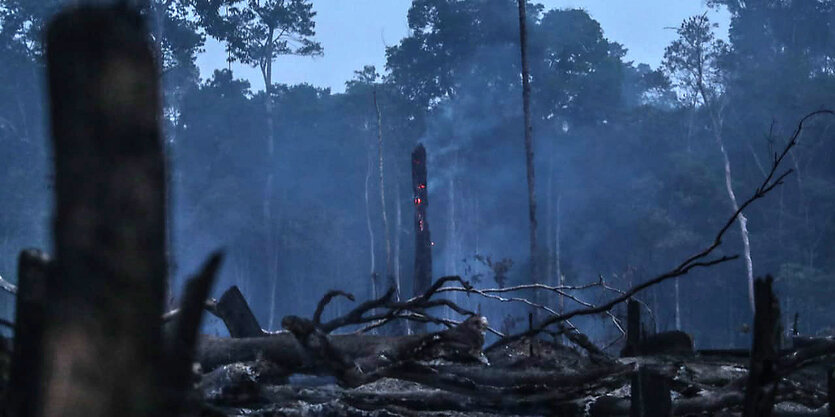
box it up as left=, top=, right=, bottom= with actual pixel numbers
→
left=365, top=143, right=377, bottom=301
left=716, top=137, right=755, bottom=312
left=374, top=91, right=395, bottom=299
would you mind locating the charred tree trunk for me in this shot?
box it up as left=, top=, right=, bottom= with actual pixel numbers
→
left=630, top=366, right=672, bottom=417
left=516, top=0, right=539, bottom=306
left=216, top=286, right=265, bottom=338
left=7, top=250, right=51, bottom=417
left=828, top=367, right=835, bottom=417
left=622, top=300, right=642, bottom=357
left=743, top=276, right=780, bottom=417
left=42, top=7, right=167, bottom=416
left=412, top=144, right=432, bottom=333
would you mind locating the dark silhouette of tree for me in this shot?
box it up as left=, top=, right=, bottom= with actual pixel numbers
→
left=192, top=0, right=322, bottom=328
left=516, top=0, right=539, bottom=303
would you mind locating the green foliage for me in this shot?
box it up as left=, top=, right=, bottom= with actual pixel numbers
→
left=192, top=0, right=322, bottom=86
left=662, top=14, right=729, bottom=105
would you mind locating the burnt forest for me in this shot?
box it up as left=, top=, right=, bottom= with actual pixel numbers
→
left=1, top=0, right=835, bottom=416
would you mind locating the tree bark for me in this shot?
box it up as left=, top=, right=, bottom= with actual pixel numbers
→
left=622, top=300, right=642, bottom=357
left=365, top=139, right=377, bottom=302
left=43, top=7, right=167, bottom=416
left=373, top=90, right=394, bottom=298
left=630, top=366, right=672, bottom=417
left=7, top=250, right=51, bottom=417
left=516, top=0, right=539, bottom=304
left=743, top=276, right=780, bottom=417
left=215, top=285, right=264, bottom=338
left=411, top=145, right=432, bottom=333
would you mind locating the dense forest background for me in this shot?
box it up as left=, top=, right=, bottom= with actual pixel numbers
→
left=0, top=0, right=834, bottom=350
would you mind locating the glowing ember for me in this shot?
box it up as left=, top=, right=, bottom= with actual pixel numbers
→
left=414, top=197, right=422, bottom=205
left=418, top=184, right=426, bottom=189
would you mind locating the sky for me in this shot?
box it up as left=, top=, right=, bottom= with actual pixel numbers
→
left=194, top=0, right=729, bottom=93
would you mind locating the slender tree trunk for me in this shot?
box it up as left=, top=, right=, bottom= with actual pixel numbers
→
left=517, top=0, right=539, bottom=314
left=412, top=145, right=432, bottom=333
left=394, top=176, right=402, bottom=302
left=555, top=194, right=563, bottom=315
left=260, top=39, right=282, bottom=329
left=149, top=0, right=177, bottom=299
left=716, top=133, right=754, bottom=312
left=446, top=154, right=458, bottom=319
left=546, top=149, right=557, bottom=309
left=675, top=278, right=681, bottom=331
left=374, top=90, right=395, bottom=298
left=699, top=85, right=754, bottom=313
left=365, top=142, right=377, bottom=302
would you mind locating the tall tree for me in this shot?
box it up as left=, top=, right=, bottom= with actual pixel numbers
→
left=193, top=0, right=322, bottom=152
left=517, top=0, right=539, bottom=294
left=193, top=0, right=322, bottom=327
left=663, top=15, right=755, bottom=311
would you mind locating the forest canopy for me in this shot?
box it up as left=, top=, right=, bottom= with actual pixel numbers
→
left=0, top=0, right=834, bottom=352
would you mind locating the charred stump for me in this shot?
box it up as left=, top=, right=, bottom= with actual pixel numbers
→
left=621, top=300, right=642, bottom=357
left=216, top=285, right=264, bottom=338
left=40, top=6, right=183, bottom=417
left=630, top=366, right=671, bottom=417
left=743, top=276, right=780, bottom=417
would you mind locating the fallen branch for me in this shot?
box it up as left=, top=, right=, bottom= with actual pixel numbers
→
left=313, top=290, right=355, bottom=325
left=0, top=274, right=17, bottom=295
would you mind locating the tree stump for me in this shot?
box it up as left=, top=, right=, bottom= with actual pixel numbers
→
left=743, top=276, right=780, bottom=417
left=630, top=366, right=671, bottom=417
left=41, top=7, right=166, bottom=417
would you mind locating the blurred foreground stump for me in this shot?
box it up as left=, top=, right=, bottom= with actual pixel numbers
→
left=41, top=6, right=166, bottom=417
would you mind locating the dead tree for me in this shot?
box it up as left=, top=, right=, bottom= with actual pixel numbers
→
left=215, top=285, right=264, bottom=338
left=622, top=299, right=641, bottom=357
left=630, top=366, right=672, bottom=417
left=516, top=0, right=540, bottom=312
left=7, top=250, right=50, bottom=417
left=38, top=6, right=222, bottom=417
left=374, top=90, right=394, bottom=297
left=743, top=276, right=780, bottom=417
left=491, top=110, right=834, bottom=350
left=412, top=144, right=432, bottom=333
left=42, top=7, right=168, bottom=416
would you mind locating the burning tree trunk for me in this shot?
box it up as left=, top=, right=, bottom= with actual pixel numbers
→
left=516, top=0, right=539, bottom=302
left=42, top=8, right=167, bottom=416
left=412, top=144, right=432, bottom=333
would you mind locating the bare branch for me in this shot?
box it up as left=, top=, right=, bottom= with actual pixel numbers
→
left=313, top=290, right=355, bottom=325
left=486, top=110, right=833, bottom=352
left=0, top=274, right=17, bottom=295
